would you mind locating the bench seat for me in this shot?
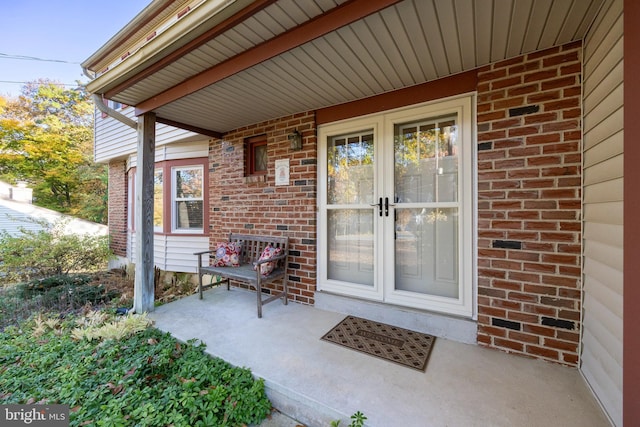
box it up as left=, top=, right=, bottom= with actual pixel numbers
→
left=195, top=233, right=289, bottom=318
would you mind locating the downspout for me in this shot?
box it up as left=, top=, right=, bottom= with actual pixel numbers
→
left=83, top=68, right=137, bottom=129
left=90, top=94, right=137, bottom=129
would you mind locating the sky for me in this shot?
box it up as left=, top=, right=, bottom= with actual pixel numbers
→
left=0, top=0, right=152, bottom=98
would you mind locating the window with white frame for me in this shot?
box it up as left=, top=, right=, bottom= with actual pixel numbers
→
left=172, top=165, right=204, bottom=232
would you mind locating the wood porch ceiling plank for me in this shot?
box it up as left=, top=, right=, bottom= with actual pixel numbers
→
left=134, top=0, right=403, bottom=117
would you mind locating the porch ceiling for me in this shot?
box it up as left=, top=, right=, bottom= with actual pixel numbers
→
left=84, top=0, right=604, bottom=135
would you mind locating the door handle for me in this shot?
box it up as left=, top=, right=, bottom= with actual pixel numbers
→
left=384, top=197, right=396, bottom=216
left=370, top=197, right=383, bottom=216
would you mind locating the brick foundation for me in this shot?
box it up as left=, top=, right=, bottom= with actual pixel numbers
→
left=107, top=160, right=128, bottom=257
left=476, top=42, right=582, bottom=365
left=209, top=112, right=317, bottom=304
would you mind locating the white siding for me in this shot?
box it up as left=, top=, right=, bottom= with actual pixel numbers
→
left=581, top=0, right=623, bottom=425
left=128, top=140, right=209, bottom=167
left=94, top=107, right=208, bottom=163
left=0, top=199, right=108, bottom=237
left=127, top=231, right=208, bottom=274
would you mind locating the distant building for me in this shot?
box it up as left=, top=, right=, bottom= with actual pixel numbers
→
left=0, top=181, right=107, bottom=237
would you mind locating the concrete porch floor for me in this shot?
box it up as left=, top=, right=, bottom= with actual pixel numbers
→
left=148, top=287, right=611, bottom=427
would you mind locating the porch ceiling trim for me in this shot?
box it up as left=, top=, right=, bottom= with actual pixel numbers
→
left=134, top=0, right=403, bottom=116
left=156, top=117, right=223, bottom=139
left=104, top=0, right=279, bottom=100
left=316, top=70, right=479, bottom=125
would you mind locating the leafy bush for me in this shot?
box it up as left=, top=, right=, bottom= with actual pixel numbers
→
left=0, top=218, right=113, bottom=283
left=0, top=313, right=272, bottom=426
left=16, top=274, right=119, bottom=308
left=0, top=273, right=121, bottom=331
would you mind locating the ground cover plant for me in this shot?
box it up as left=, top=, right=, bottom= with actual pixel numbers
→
left=0, top=311, right=272, bottom=426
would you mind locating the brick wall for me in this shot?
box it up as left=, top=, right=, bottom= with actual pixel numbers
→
left=476, top=42, right=582, bottom=365
left=108, top=160, right=128, bottom=257
left=209, top=112, right=317, bottom=304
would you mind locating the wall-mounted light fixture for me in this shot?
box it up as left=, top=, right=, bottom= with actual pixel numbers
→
left=288, top=129, right=302, bottom=151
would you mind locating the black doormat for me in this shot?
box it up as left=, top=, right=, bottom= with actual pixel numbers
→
left=321, top=315, right=435, bottom=371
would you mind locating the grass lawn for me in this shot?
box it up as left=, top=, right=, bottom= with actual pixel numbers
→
left=0, top=306, right=272, bottom=426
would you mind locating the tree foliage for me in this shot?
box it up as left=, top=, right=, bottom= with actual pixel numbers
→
left=0, top=80, right=107, bottom=223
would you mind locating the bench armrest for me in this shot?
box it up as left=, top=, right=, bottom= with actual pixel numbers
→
left=194, top=250, right=215, bottom=256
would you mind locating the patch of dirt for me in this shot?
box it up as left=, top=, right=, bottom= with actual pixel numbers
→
left=89, top=269, right=196, bottom=307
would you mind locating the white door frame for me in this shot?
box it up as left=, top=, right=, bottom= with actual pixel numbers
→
left=317, top=94, right=476, bottom=318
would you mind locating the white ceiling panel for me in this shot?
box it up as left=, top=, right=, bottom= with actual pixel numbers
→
left=100, top=0, right=604, bottom=134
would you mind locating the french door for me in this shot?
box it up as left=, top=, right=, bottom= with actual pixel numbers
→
left=318, top=96, right=474, bottom=317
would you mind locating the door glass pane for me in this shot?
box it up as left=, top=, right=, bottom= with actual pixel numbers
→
left=327, top=132, right=374, bottom=205
left=394, top=117, right=458, bottom=203
left=327, top=209, right=374, bottom=286
left=395, top=208, right=458, bottom=298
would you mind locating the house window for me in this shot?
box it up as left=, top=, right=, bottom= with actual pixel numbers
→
left=246, top=135, right=267, bottom=176
left=172, top=165, right=204, bottom=232
left=154, top=169, right=163, bottom=231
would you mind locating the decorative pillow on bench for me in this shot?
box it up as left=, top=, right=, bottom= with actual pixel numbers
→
left=254, top=245, right=282, bottom=276
left=213, top=242, right=243, bottom=267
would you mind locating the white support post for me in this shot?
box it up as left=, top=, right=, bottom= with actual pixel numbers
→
left=133, top=112, right=156, bottom=313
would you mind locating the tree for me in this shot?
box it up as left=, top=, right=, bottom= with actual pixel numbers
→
left=0, top=80, right=107, bottom=223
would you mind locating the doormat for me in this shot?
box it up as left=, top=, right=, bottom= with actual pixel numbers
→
left=321, top=315, right=435, bottom=371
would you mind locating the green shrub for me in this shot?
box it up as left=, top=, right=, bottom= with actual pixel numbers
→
left=0, top=313, right=272, bottom=426
left=0, top=274, right=121, bottom=331
left=0, top=218, right=113, bottom=283
left=15, top=274, right=120, bottom=310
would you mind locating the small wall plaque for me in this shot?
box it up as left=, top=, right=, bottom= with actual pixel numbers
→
left=275, top=159, right=290, bottom=186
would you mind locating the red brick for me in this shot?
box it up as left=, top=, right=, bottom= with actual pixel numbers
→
left=524, top=112, right=558, bottom=124
left=526, top=133, right=562, bottom=145
left=544, top=338, right=578, bottom=352
left=523, top=69, right=558, bottom=83
left=543, top=98, right=580, bottom=111
left=523, top=324, right=556, bottom=338
left=509, top=61, right=541, bottom=75
left=527, top=90, right=561, bottom=103
left=475, top=42, right=582, bottom=365
left=479, top=110, right=507, bottom=122
left=494, top=97, right=526, bottom=110
left=492, top=118, right=523, bottom=129
left=509, top=272, right=542, bottom=285
left=526, top=344, right=560, bottom=360
left=478, top=68, right=507, bottom=81
left=562, top=353, right=578, bottom=365
left=523, top=284, right=557, bottom=296
left=509, top=126, right=540, bottom=138
left=492, top=76, right=523, bottom=90
left=507, top=84, right=540, bottom=96
left=543, top=275, right=579, bottom=288
left=543, top=51, right=579, bottom=67
left=494, top=338, right=524, bottom=352
left=509, top=330, right=540, bottom=344
left=507, top=311, right=539, bottom=323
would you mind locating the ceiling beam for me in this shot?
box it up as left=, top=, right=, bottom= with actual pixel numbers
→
left=156, top=116, right=223, bottom=139
left=105, top=0, right=278, bottom=99
left=135, top=0, right=403, bottom=116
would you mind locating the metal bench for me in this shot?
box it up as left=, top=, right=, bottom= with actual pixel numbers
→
left=194, top=233, right=289, bottom=318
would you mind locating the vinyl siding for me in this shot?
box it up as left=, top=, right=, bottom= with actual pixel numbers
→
left=127, top=231, right=208, bottom=274
left=580, top=0, right=623, bottom=425
left=94, top=107, right=206, bottom=163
